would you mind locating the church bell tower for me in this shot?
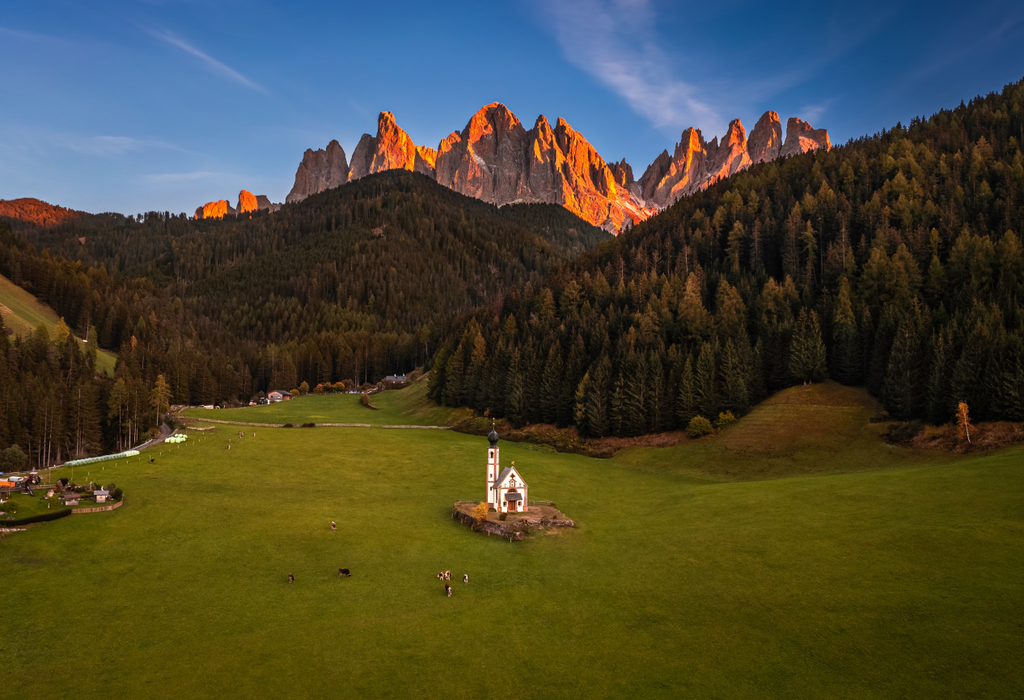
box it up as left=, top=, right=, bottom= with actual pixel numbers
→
left=486, top=425, right=499, bottom=507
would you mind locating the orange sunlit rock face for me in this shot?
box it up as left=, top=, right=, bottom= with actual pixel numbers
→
left=286, top=139, right=349, bottom=204
left=370, top=111, right=419, bottom=173
left=637, top=110, right=828, bottom=210
left=283, top=104, right=829, bottom=233
left=433, top=103, right=654, bottom=232
left=748, top=111, right=783, bottom=164
left=780, top=117, right=831, bottom=157
left=194, top=200, right=234, bottom=219
left=236, top=190, right=258, bottom=214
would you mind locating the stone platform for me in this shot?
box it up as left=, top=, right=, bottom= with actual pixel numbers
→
left=452, top=501, right=575, bottom=541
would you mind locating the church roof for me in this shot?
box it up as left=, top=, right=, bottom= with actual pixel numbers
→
left=490, top=466, right=527, bottom=491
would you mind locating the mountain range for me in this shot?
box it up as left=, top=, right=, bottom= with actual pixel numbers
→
left=195, top=104, right=830, bottom=232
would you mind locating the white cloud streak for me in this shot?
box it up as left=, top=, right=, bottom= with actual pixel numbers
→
left=143, top=171, right=228, bottom=183
left=544, top=0, right=722, bottom=136
left=147, top=28, right=268, bottom=94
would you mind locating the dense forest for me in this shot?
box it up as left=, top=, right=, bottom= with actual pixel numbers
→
left=427, top=78, right=1024, bottom=435
left=4, top=78, right=1023, bottom=466
left=0, top=173, right=607, bottom=465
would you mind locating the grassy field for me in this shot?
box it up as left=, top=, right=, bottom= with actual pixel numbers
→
left=3, top=383, right=1022, bottom=698
left=0, top=273, right=117, bottom=375
left=181, top=376, right=471, bottom=427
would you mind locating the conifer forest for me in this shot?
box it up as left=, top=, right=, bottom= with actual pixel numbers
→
left=3, top=79, right=1024, bottom=461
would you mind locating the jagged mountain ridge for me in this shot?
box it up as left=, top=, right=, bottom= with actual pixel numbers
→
left=283, top=104, right=829, bottom=233
left=195, top=190, right=281, bottom=219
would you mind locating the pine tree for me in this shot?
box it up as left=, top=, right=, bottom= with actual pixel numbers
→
left=426, top=348, right=449, bottom=402
left=694, top=341, right=719, bottom=418
left=150, top=374, right=171, bottom=428
left=443, top=342, right=466, bottom=407
left=926, top=333, right=954, bottom=424
left=539, top=343, right=564, bottom=424
left=719, top=339, right=750, bottom=415
left=831, top=277, right=861, bottom=384
left=789, top=309, right=827, bottom=383
left=505, top=348, right=525, bottom=428
left=585, top=354, right=611, bottom=437
left=883, top=303, right=926, bottom=420
left=677, top=355, right=697, bottom=427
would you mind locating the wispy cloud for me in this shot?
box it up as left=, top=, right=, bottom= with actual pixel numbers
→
left=541, top=0, right=885, bottom=137
left=143, top=171, right=228, bottom=183
left=147, top=28, right=267, bottom=94
left=0, top=125, right=188, bottom=159
left=544, top=0, right=721, bottom=135
left=0, top=25, right=67, bottom=43
left=68, top=135, right=185, bottom=156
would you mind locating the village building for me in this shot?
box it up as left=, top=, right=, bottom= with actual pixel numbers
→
left=94, top=489, right=110, bottom=503
left=484, top=428, right=528, bottom=514
left=267, top=390, right=293, bottom=403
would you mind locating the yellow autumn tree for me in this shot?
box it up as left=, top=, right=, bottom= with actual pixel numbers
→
left=956, top=401, right=972, bottom=444
left=472, top=501, right=488, bottom=525
left=150, top=374, right=172, bottom=428
left=53, top=317, right=72, bottom=349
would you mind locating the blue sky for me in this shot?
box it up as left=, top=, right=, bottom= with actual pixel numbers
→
left=1, top=0, right=1022, bottom=216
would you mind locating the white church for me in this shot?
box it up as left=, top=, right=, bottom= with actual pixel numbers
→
left=485, top=426, right=528, bottom=514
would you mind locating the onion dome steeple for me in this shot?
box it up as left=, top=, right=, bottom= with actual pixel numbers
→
left=488, top=420, right=499, bottom=447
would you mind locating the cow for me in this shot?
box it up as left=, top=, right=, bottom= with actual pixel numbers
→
left=444, top=570, right=451, bottom=580
left=339, top=568, right=351, bottom=577
left=445, top=583, right=452, bottom=597
left=330, top=521, right=336, bottom=531
left=288, top=573, right=294, bottom=583
left=463, top=574, right=469, bottom=583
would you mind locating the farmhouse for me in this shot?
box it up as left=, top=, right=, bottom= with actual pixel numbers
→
left=94, top=489, right=110, bottom=503
left=267, top=390, right=292, bottom=402
left=484, top=427, right=528, bottom=514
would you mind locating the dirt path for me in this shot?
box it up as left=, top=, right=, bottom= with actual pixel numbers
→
left=179, top=417, right=449, bottom=430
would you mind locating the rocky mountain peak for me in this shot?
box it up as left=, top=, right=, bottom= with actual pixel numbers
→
left=285, top=139, right=349, bottom=204
left=237, top=190, right=259, bottom=214
left=194, top=200, right=235, bottom=219
left=748, top=111, right=783, bottom=164
left=780, top=117, right=832, bottom=158
left=282, top=104, right=829, bottom=233
left=638, top=112, right=830, bottom=210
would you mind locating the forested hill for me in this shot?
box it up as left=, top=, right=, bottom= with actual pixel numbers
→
left=428, top=78, right=1024, bottom=434
left=0, top=172, right=607, bottom=466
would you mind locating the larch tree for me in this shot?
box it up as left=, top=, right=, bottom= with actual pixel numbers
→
left=150, top=374, right=172, bottom=428
left=956, top=401, right=972, bottom=444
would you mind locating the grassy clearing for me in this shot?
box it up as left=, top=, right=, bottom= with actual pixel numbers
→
left=0, top=273, right=117, bottom=376
left=612, top=382, right=946, bottom=483
left=3, top=384, right=1022, bottom=698
left=181, top=375, right=471, bottom=427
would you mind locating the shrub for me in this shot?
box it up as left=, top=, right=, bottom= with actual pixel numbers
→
left=282, top=423, right=294, bottom=428
left=0, top=445, right=28, bottom=471
left=4, top=508, right=71, bottom=526
left=359, top=393, right=379, bottom=410
left=687, top=416, right=714, bottom=439
left=301, top=423, right=316, bottom=428
left=716, top=411, right=737, bottom=429
left=499, top=512, right=507, bottom=521
left=884, top=421, right=924, bottom=444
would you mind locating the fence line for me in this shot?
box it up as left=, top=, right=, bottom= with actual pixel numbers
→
left=71, top=498, right=124, bottom=514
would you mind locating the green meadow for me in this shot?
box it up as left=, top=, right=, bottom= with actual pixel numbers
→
left=0, top=272, right=117, bottom=376
left=182, top=380, right=471, bottom=427
left=3, top=383, right=1022, bottom=699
